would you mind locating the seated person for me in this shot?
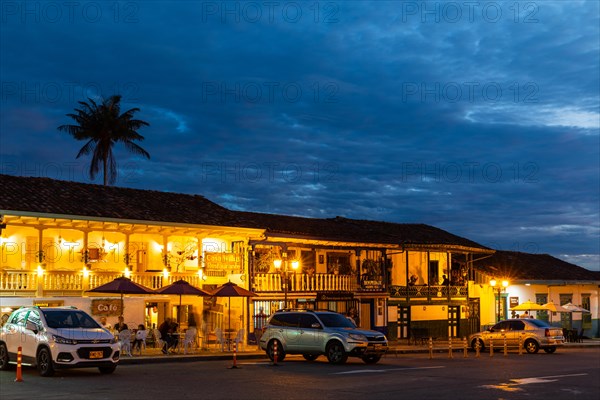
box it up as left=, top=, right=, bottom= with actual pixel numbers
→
left=441, top=275, right=449, bottom=285
left=158, top=318, right=179, bottom=354
left=114, top=315, right=129, bottom=332
left=133, top=324, right=147, bottom=352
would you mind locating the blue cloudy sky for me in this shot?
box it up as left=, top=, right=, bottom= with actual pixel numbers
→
left=1, top=1, right=598, bottom=270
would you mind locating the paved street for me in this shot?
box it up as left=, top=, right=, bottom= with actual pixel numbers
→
left=2, top=347, right=598, bottom=400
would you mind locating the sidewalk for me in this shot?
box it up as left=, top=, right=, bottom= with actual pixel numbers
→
left=118, top=339, right=600, bottom=365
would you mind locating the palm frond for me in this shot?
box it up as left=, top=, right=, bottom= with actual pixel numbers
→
left=58, top=94, right=150, bottom=185
left=123, top=141, right=151, bottom=159
left=76, top=140, right=96, bottom=158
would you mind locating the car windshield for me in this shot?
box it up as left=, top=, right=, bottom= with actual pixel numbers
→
left=42, top=310, right=101, bottom=329
left=317, top=313, right=356, bottom=328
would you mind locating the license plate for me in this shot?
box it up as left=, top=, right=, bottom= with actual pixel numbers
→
left=89, top=351, right=103, bottom=359
left=372, top=344, right=382, bottom=349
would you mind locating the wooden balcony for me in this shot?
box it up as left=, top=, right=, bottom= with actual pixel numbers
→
left=252, top=273, right=360, bottom=293
left=0, top=269, right=208, bottom=297
left=1, top=270, right=385, bottom=297
left=389, top=284, right=468, bottom=302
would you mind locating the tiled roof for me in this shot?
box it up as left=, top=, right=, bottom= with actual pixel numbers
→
left=237, top=212, right=491, bottom=251
left=0, top=174, right=239, bottom=227
left=472, top=250, right=600, bottom=281
left=0, top=174, right=502, bottom=251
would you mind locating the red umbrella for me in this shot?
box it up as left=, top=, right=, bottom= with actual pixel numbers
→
left=209, top=282, right=257, bottom=350
left=86, top=276, right=155, bottom=314
left=156, top=279, right=210, bottom=324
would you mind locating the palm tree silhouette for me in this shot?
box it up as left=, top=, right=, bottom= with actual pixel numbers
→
left=58, top=95, right=150, bottom=185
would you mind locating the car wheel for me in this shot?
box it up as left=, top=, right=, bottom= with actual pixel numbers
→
left=99, top=365, right=117, bottom=374
left=326, top=341, right=348, bottom=365
left=524, top=339, right=539, bottom=354
left=362, top=354, right=382, bottom=364
left=543, top=346, right=557, bottom=354
left=0, top=343, right=13, bottom=371
left=267, top=340, right=286, bottom=362
left=303, top=354, right=319, bottom=361
left=37, top=347, right=55, bottom=377
left=471, top=338, right=484, bottom=352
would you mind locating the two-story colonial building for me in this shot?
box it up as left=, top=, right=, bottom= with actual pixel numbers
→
left=2, top=174, right=598, bottom=344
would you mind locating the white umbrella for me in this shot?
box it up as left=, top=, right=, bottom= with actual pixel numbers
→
left=562, top=302, right=590, bottom=313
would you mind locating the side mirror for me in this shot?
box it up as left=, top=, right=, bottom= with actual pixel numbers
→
left=25, top=321, right=39, bottom=334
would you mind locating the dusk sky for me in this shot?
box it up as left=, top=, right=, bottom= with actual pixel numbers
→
left=1, top=1, right=598, bottom=271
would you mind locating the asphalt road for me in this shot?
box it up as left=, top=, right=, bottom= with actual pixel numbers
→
left=2, top=348, right=599, bottom=400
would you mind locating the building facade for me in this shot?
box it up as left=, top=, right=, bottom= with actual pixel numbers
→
left=2, top=174, right=598, bottom=343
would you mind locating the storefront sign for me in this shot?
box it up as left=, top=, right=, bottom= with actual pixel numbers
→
left=91, top=299, right=122, bottom=316
left=316, top=292, right=354, bottom=301
left=361, top=277, right=383, bottom=291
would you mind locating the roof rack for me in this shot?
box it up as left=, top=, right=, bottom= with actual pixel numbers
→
left=275, top=308, right=316, bottom=313
left=275, top=308, right=337, bottom=313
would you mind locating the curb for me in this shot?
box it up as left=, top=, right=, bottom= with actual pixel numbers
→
left=118, top=343, right=599, bottom=365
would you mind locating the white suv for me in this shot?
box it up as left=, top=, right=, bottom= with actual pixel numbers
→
left=0, top=306, right=120, bottom=376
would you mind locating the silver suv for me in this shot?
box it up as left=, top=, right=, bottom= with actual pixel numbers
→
left=0, top=306, right=120, bottom=376
left=259, top=309, right=388, bottom=364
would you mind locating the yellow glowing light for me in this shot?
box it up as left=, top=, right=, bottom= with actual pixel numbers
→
left=82, top=266, right=89, bottom=278
left=291, top=260, right=299, bottom=270
left=162, top=268, right=169, bottom=278
left=273, top=259, right=282, bottom=269
left=36, top=265, right=44, bottom=276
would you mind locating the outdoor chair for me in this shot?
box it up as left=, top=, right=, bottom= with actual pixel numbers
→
left=234, top=329, right=244, bottom=351
left=118, top=329, right=132, bottom=356
left=215, top=328, right=225, bottom=352
left=183, top=327, right=197, bottom=354
left=153, top=329, right=165, bottom=349
left=134, top=329, right=148, bottom=355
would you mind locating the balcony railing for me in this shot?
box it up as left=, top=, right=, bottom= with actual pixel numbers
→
left=389, top=284, right=468, bottom=300
left=0, top=270, right=208, bottom=295
left=0, top=270, right=37, bottom=293
left=252, top=273, right=356, bottom=293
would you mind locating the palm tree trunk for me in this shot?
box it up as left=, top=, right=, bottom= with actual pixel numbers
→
left=103, top=157, right=108, bottom=186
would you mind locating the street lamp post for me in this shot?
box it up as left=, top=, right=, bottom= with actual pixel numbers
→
left=490, top=278, right=509, bottom=322
left=274, top=254, right=299, bottom=308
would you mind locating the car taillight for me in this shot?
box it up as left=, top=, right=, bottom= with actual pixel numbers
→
left=545, top=328, right=550, bottom=337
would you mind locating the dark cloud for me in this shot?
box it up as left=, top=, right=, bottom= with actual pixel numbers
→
left=1, top=0, right=598, bottom=270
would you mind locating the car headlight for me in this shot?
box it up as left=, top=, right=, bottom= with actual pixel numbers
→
left=52, top=335, right=78, bottom=345
left=348, top=333, right=368, bottom=341
left=110, top=336, right=118, bottom=344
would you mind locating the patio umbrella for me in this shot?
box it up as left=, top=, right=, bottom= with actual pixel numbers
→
left=86, top=276, right=155, bottom=314
left=156, top=279, right=210, bottom=324
left=209, top=281, right=257, bottom=350
left=541, top=301, right=571, bottom=323
left=510, top=300, right=547, bottom=312
left=542, top=301, right=571, bottom=313
left=562, top=302, right=590, bottom=313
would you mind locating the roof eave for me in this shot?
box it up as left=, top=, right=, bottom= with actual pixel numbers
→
left=1, top=209, right=264, bottom=236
